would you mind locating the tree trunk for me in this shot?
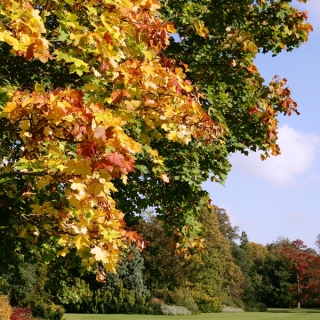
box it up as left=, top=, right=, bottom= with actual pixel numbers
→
left=297, top=273, right=301, bottom=308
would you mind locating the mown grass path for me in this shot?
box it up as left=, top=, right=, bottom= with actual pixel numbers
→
left=65, top=308, right=320, bottom=320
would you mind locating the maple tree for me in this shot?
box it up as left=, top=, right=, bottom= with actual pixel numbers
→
left=114, top=0, right=313, bottom=239
left=0, top=0, right=218, bottom=271
left=0, top=0, right=313, bottom=271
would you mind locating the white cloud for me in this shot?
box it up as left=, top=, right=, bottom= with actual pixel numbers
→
left=231, top=124, right=320, bottom=185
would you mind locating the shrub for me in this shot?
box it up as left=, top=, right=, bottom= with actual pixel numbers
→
left=63, top=279, right=160, bottom=315
left=9, top=264, right=38, bottom=307
left=160, top=305, right=191, bottom=316
left=31, top=303, right=64, bottom=320
left=230, top=298, right=246, bottom=310
left=153, top=288, right=200, bottom=314
left=187, top=288, right=222, bottom=313
left=221, top=306, right=245, bottom=313
left=10, top=307, right=33, bottom=320
left=0, top=295, right=12, bottom=320
left=245, top=302, right=267, bottom=312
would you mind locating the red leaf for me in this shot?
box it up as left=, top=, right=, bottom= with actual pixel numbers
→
left=25, top=43, right=35, bottom=60
left=107, top=152, right=125, bottom=168
left=126, top=230, right=139, bottom=242
left=125, top=231, right=148, bottom=251
left=78, top=141, right=97, bottom=158
left=249, top=107, right=259, bottom=115
left=94, top=160, right=114, bottom=172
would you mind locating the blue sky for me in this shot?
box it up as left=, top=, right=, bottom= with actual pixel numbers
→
left=203, top=0, right=320, bottom=249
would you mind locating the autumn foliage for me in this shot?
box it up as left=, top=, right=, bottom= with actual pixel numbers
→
left=281, top=240, right=316, bottom=308
left=0, top=295, right=12, bottom=320
left=0, top=0, right=220, bottom=271
left=0, top=0, right=313, bottom=271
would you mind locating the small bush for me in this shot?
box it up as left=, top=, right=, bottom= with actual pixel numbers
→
left=0, top=295, right=12, bottom=320
left=10, top=307, right=33, bottom=320
left=31, top=303, right=64, bottom=320
left=188, top=289, right=222, bottom=313
left=230, top=298, right=246, bottom=310
left=221, top=306, right=245, bottom=313
left=160, top=305, right=191, bottom=316
left=9, top=264, right=38, bottom=307
left=245, top=302, right=267, bottom=312
left=154, top=288, right=200, bottom=314
left=64, top=280, right=160, bottom=315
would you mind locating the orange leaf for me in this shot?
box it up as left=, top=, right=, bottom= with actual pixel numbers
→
left=111, top=90, right=131, bottom=104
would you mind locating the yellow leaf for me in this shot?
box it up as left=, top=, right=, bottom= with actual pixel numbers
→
left=68, top=195, right=82, bottom=209
left=166, top=22, right=177, bottom=34
left=70, top=179, right=86, bottom=193
left=36, top=176, right=53, bottom=189
left=31, top=204, right=43, bottom=214
left=49, top=144, right=61, bottom=154
left=105, top=97, right=112, bottom=104
left=57, top=247, right=70, bottom=257
left=19, top=228, right=28, bottom=238
left=84, top=83, right=99, bottom=91
left=43, top=127, right=53, bottom=136
left=160, top=173, right=170, bottom=183
left=35, top=82, right=46, bottom=93
left=194, top=21, right=209, bottom=38
left=74, top=233, right=91, bottom=250
left=87, top=179, right=104, bottom=197
left=58, top=235, right=68, bottom=245
left=22, top=97, right=34, bottom=108
left=87, top=6, right=97, bottom=16
left=3, top=102, right=17, bottom=112
left=20, top=120, right=30, bottom=130
left=90, top=246, right=109, bottom=264
left=57, top=164, right=68, bottom=172
left=74, top=160, right=92, bottom=178
left=167, top=131, right=178, bottom=141
left=121, top=174, right=128, bottom=184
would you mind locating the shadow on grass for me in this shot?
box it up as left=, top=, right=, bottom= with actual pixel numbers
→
left=267, top=308, right=320, bottom=314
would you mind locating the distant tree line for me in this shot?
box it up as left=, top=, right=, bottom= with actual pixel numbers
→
left=1, top=204, right=320, bottom=317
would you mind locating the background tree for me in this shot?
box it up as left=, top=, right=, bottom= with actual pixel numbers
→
left=281, top=239, right=316, bottom=308
left=141, top=203, right=244, bottom=312
left=214, top=206, right=239, bottom=241
left=100, top=246, right=150, bottom=298
left=257, top=238, right=294, bottom=308
left=315, top=234, right=320, bottom=253
left=231, top=233, right=263, bottom=310
left=306, top=255, right=320, bottom=307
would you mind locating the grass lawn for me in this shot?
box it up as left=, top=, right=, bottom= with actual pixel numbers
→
left=65, top=308, right=320, bottom=320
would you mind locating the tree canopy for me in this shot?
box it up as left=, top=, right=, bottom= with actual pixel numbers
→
left=0, top=0, right=312, bottom=271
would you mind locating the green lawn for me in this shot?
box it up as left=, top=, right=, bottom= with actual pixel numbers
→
left=65, top=308, right=320, bottom=320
